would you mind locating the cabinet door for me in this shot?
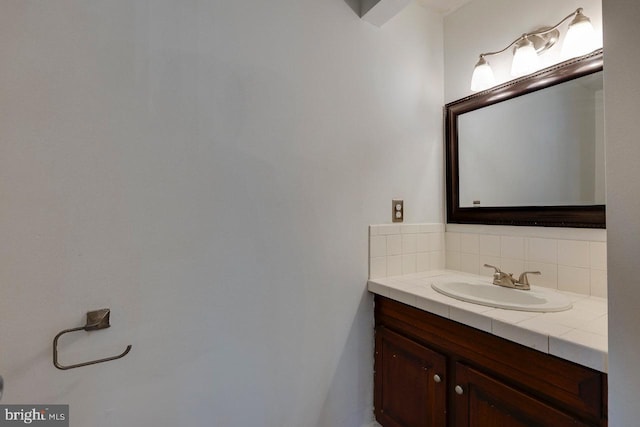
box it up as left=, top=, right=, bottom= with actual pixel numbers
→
left=375, top=327, right=446, bottom=427
left=453, top=363, right=590, bottom=427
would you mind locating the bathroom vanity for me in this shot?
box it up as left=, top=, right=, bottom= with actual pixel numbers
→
left=371, top=46, right=609, bottom=427
left=370, top=273, right=608, bottom=427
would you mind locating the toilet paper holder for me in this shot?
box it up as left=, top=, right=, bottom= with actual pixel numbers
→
left=53, top=308, right=132, bottom=370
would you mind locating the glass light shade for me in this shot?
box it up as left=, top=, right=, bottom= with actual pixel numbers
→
left=511, top=38, right=539, bottom=77
left=470, top=57, right=495, bottom=92
left=561, top=13, right=598, bottom=59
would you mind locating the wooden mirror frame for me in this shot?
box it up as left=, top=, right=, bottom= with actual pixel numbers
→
left=445, top=49, right=605, bottom=228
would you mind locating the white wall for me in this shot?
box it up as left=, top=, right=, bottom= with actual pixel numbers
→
left=0, top=1, right=443, bottom=426
left=603, top=0, right=640, bottom=424
left=444, top=0, right=603, bottom=103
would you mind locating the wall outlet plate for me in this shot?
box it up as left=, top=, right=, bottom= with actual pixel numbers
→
left=392, top=199, right=403, bottom=223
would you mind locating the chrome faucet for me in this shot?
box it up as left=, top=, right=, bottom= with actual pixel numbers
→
left=483, top=264, right=540, bottom=290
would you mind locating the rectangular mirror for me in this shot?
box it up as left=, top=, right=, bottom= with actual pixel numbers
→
left=445, top=49, right=605, bottom=228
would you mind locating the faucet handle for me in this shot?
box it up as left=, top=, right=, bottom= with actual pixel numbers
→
left=484, top=264, right=505, bottom=283
left=483, top=264, right=502, bottom=274
left=517, top=271, right=541, bottom=286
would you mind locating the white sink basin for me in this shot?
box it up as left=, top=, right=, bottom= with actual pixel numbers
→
left=431, top=279, right=573, bottom=312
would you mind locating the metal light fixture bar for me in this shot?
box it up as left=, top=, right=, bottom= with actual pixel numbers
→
left=478, top=9, right=585, bottom=59
left=471, top=8, right=596, bottom=92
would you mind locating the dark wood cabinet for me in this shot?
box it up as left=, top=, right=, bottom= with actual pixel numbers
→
left=374, top=295, right=607, bottom=427
left=454, top=363, right=589, bottom=427
left=375, top=327, right=446, bottom=427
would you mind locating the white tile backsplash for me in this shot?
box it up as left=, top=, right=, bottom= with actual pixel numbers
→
left=402, top=234, right=418, bottom=254
left=558, top=265, right=591, bottom=294
left=445, top=232, right=461, bottom=252
left=590, top=269, right=608, bottom=298
left=429, top=233, right=445, bottom=252
left=386, top=234, right=402, bottom=256
left=387, top=255, right=402, bottom=276
left=401, top=254, right=417, bottom=274
left=445, top=251, right=461, bottom=270
left=375, top=224, right=401, bottom=235
left=590, top=242, right=607, bottom=270
left=420, top=223, right=445, bottom=233
left=370, top=257, right=386, bottom=279
left=417, top=252, right=430, bottom=272
left=558, top=240, right=590, bottom=268
left=460, top=233, right=480, bottom=254
left=446, top=224, right=606, bottom=241
left=370, top=235, right=387, bottom=258
left=527, top=238, right=558, bottom=264
left=400, top=224, right=421, bottom=234
left=417, top=234, right=429, bottom=252
left=501, top=236, right=525, bottom=260
left=430, top=251, right=446, bottom=270
left=443, top=226, right=607, bottom=297
left=460, top=253, right=480, bottom=274
left=369, top=224, right=445, bottom=279
left=525, top=261, right=558, bottom=289
left=479, top=234, right=501, bottom=257
left=370, top=223, right=607, bottom=298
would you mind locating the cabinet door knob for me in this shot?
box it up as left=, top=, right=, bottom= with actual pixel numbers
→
left=433, top=374, right=442, bottom=383
left=455, top=385, right=464, bottom=395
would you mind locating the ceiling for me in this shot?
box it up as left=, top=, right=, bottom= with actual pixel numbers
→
left=416, top=0, right=473, bottom=15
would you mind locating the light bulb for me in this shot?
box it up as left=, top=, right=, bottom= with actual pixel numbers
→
left=470, top=56, right=495, bottom=92
left=511, top=37, right=540, bottom=77
left=561, top=10, right=598, bottom=59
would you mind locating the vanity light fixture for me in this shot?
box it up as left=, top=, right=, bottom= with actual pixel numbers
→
left=470, top=8, right=598, bottom=92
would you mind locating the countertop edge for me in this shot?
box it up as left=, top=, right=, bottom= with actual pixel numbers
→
left=368, top=270, right=608, bottom=373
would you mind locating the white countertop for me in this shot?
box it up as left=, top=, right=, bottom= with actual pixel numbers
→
left=368, top=270, right=608, bottom=373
